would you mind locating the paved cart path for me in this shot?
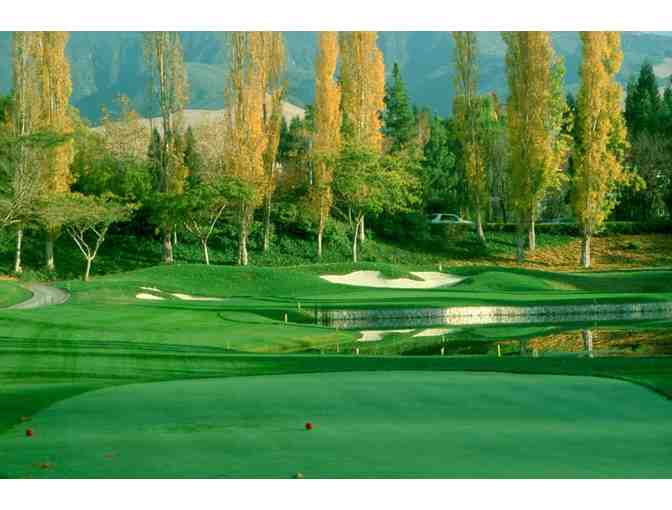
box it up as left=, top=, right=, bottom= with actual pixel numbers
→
left=8, top=284, right=69, bottom=310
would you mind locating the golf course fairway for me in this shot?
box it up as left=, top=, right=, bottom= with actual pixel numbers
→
left=2, top=371, right=671, bottom=478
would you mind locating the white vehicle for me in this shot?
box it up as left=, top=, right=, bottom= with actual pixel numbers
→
left=427, top=213, right=474, bottom=226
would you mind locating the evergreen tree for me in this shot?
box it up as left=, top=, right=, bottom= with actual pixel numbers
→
left=619, top=63, right=671, bottom=221
left=421, top=115, right=458, bottom=211
left=382, top=63, right=416, bottom=152
left=624, top=62, right=661, bottom=136
left=183, top=126, right=203, bottom=186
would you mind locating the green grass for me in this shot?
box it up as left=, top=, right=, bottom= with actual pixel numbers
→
left=2, top=263, right=672, bottom=478
left=2, top=370, right=672, bottom=478
left=0, top=281, right=31, bottom=307
left=0, top=264, right=671, bottom=361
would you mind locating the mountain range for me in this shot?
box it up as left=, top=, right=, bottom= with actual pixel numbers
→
left=1, top=31, right=671, bottom=124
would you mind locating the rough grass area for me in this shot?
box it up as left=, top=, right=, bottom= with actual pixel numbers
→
left=1, top=226, right=671, bottom=283
left=0, top=281, right=31, bottom=307
left=2, top=370, right=671, bottom=478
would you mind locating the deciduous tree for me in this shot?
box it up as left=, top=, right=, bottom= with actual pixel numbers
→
left=572, top=32, right=629, bottom=268
left=259, top=33, right=286, bottom=253
left=37, top=193, right=133, bottom=281
left=453, top=31, right=487, bottom=241
left=339, top=32, right=386, bottom=243
left=310, top=32, right=341, bottom=258
left=143, top=32, right=189, bottom=263
left=334, top=143, right=421, bottom=262
left=502, top=31, right=569, bottom=262
left=223, top=32, right=269, bottom=266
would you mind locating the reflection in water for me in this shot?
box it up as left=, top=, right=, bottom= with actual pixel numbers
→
left=582, top=330, right=594, bottom=358
left=331, top=324, right=672, bottom=357
left=327, top=308, right=672, bottom=330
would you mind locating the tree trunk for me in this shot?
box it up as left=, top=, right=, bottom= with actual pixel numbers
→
left=500, top=201, right=508, bottom=224
left=475, top=208, right=485, bottom=242
left=202, top=239, right=210, bottom=265
left=239, top=230, right=248, bottom=266
left=516, top=222, right=525, bottom=264
left=173, top=228, right=178, bottom=247
left=238, top=209, right=249, bottom=266
left=359, top=215, right=365, bottom=243
left=317, top=215, right=325, bottom=259
left=14, top=228, right=23, bottom=274
left=581, top=233, right=591, bottom=269
left=162, top=228, right=174, bottom=264
left=528, top=216, right=536, bottom=251
left=582, top=329, right=594, bottom=358
left=263, top=194, right=272, bottom=253
left=46, top=230, right=55, bottom=272
left=84, top=257, right=92, bottom=282
left=352, top=217, right=361, bottom=263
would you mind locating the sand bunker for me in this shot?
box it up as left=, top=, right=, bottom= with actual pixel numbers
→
left=358, top=329, right=414, bottom=342
left=412, top=328, right=455, bottom=338
left=136, top=293, right=165, bottom=301
left=321, top=271, right=463, bottom=289
left=136, top=287, right=224, bottom=301
left=169, top=293, right=225, bottom=302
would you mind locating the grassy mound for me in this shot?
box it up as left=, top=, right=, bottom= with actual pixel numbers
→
left=2, top=371, right=671, bottom=478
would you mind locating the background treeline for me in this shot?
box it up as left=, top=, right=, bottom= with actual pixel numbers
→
left=1, top=31, right=671, bottom=280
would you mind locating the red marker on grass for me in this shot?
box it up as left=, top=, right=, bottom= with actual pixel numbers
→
left=305, top=422, right=313, bottom=431
left=25, top=428, right=33, bottom=437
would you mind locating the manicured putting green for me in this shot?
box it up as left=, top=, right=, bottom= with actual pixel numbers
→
left=2, top=371, right=671, bottom=478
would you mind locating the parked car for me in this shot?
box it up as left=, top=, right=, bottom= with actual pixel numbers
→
left=427, top=213, right=474, bottom=226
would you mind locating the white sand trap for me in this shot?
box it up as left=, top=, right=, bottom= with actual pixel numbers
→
left=413, top=328, right=455, bottom=338
left=321, top=270, right=463, bottom=289
left=358, top=329, right=414, bottom=342
left=140, top=286, right=162, bottom=293
left=136, top=286, right=224, bottom=301
left=136, top=293, right=165, bottom=300
left=170, top=293, right=225, bottom=302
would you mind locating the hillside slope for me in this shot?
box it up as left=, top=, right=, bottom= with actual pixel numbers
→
left=0, top=31, right=671, bottom=122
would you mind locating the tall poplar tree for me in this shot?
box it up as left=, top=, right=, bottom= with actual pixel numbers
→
left=143, top=32, right=189, bottom=264
left=259, top=32, right=286, bottom=253
left=339, top=32, right=385, bottom=153
left=453, top=31, right=487, bottom=241
left=502, top=31, right=569, bottom=263
left=310, top=31, right=341, bottom=258
left=9, top=32, right=42, bottom=273
left=572, top=32, right=628, bottom=268
left=38, top=32, right=75, bottom=272
left=224, top=32, right=269, bottom=266
left=338, top=31, right=385, bottom=250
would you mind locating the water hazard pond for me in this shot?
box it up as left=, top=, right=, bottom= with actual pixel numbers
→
left=309, top=316, right=672, bottom=357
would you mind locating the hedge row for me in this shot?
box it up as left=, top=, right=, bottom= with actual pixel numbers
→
left=485, top=220, right=672, bottom=236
